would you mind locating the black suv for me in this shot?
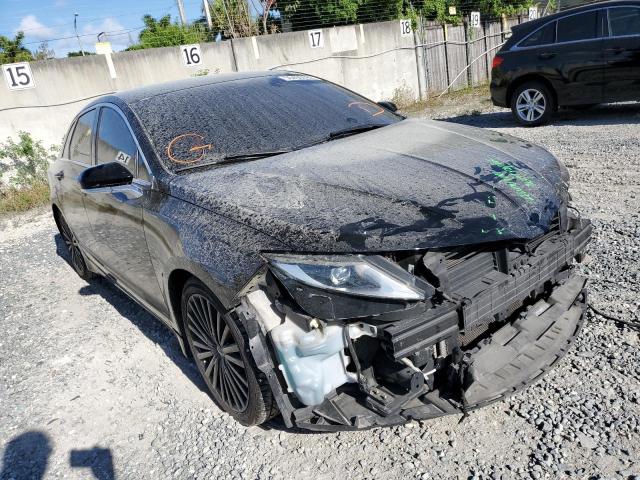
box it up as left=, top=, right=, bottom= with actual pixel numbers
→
left=491, top=0, right=640, bottom=126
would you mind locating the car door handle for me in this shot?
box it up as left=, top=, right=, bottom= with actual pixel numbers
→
left=605, top=46, right=624, bottom=54
left=538, top=52, right=556, bottom=59
left=54, top=170, right=64, bottom=180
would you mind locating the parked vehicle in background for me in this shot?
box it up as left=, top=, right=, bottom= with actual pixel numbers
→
left=49, top=72, right=592, bottom=431
left=491, top=0, right=640, bottom=126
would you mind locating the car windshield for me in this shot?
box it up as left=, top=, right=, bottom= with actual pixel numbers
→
left=129, top=74, right=402, bottom=172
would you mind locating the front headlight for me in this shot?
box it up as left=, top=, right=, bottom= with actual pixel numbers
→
left=264, top=254, right=431, bottom=320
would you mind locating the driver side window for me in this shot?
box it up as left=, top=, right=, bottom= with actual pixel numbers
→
left=96, top=107, right=151, bottom=181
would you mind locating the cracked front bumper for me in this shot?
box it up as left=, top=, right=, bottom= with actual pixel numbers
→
left=238, top=218, right=592, bottom=431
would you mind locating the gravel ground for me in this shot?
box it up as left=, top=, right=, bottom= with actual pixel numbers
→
left=1, top=99, right=639, bottom=480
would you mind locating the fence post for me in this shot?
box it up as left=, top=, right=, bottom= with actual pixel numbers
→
left=463, top=18, right=473, bottom=87
left=483, top=21, right=490, bottom=82
left=443, top=23, right=451, bottom=90
left=413, top=17, right=428, bottom=101
left=501, top=14, right=508, bottom=42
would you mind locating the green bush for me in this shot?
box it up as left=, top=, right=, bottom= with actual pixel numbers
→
left=0, top=132, right=56, bottom=214
left=0, top=131, right=57, bottom=189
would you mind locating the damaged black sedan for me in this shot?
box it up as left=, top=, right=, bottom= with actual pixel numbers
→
left=49, top=72, right=592, bottom=431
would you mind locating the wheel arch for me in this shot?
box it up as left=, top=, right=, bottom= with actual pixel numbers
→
left=507, top=74, right=558, bottom=110
left=166, top=268, right=231, bottom=358
left=52, top=203, right=63, bottom=231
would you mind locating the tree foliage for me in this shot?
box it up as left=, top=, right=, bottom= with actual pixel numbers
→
left=67, top=50, right=96, bottom=57
left=207, top=0, right=259, bottom=38
left=0, top=32, right=33, bottom=65
left=127, top=15, right=208, bottom=50
left=33, top=41, right=55, bottom=61
left=277, top=0, right=532, bottom=29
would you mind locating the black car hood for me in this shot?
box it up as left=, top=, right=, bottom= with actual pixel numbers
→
left=169, top=119, right=568, bottom=252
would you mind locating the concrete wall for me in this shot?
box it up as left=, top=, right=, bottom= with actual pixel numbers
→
left=232, top=21, right=419, bottom=102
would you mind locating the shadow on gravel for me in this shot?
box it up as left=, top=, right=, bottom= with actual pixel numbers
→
left=0, top=431, right=51, bottom=480
left=70, top=447, right=115, bottom=480
left=443, top=103, right=640, bottom=129
left=54, top=234, right=207, bottom=396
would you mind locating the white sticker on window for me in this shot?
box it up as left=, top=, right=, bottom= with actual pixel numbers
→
left=116, top=151, right=132, bottom=165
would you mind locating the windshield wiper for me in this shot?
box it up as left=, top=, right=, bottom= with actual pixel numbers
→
left=326, top=124, right=387, bottom=141
left=216, top=150, right=292, bottom=164
left=175, top=150, right=291, bottom=172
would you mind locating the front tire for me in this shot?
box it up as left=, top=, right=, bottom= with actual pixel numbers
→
left=510, top=81, right=555, bottom=127
left=56, top=212, right=94, bottom=281
left=181, top=279, right=277, bottom=426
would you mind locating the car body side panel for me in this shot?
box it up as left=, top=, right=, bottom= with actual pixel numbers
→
left=603, top=35, right=640, bottom=101
left=142, top=193, right=288, bottom=313
left=544, top=39, right=606, bottom=105
left=491, top=38, right=606, bottom=107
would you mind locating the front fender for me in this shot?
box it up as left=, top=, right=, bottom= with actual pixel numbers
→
left=144, top=194, right=288, bottom=319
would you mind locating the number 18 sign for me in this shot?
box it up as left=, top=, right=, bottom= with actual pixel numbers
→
left=2, top=62, right=36, bottom=90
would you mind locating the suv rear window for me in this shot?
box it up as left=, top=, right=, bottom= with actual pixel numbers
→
left=557, top=11, right=599, bottom=43
left=520, top=22, right=556, bottom=47
left=609, top=7, right=640, bottom=36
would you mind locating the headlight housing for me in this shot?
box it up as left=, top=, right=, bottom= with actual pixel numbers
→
left=265, top=254, right=433, bottom=321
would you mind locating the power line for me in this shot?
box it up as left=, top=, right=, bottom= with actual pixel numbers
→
left=10, top=2, right=178, bottom=35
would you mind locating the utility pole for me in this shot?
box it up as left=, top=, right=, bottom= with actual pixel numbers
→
left=177, top=0, right=187, bottom=25
left=73, top=13, right=85, bottom=56
left=203, top=0, right=213, bottom=30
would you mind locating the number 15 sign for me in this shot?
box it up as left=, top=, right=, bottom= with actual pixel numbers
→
left=2, top=62, right=36, bottom=90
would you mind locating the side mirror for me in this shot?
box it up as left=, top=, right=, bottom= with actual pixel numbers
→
left=378, top=101, right=398, bottom=113
left=79, top=162, right=133, bottom=190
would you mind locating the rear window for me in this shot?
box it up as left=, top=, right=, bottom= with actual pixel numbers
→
left=520, top=22, right=556, bottom=47
left=557, top=11, right=598, bottom=43
left=130, top=75, right=401, bottom=172
left=609, top=7, right=640, bottom=36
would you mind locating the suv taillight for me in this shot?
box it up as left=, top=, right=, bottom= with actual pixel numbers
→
left=492, top=55, right=504, bottom=69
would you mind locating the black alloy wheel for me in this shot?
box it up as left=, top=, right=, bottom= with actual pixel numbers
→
left=181, top=279, right=276, bottom=425
left=57, top=213, right=94, bottom=280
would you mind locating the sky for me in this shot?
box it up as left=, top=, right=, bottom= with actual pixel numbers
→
left=0, top=0, right=209, bottom=56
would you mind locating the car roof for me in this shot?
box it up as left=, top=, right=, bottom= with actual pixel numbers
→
left=111, top=70, right=295, bottom=105
left=542, top=0, right=638, bottom=20
left=510, top=0, right=640, bottom=38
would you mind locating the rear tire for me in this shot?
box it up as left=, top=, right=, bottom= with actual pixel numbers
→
left=510, top=81, right=555, bottom=127
left=56, top=212, right=95, bottom=281
left=181, top=278, right=277, bottom=426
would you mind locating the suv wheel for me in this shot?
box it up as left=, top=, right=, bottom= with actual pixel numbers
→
left=511, top=81, right=554, bottom=127
left=181, top=278, right=277, bottom=426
